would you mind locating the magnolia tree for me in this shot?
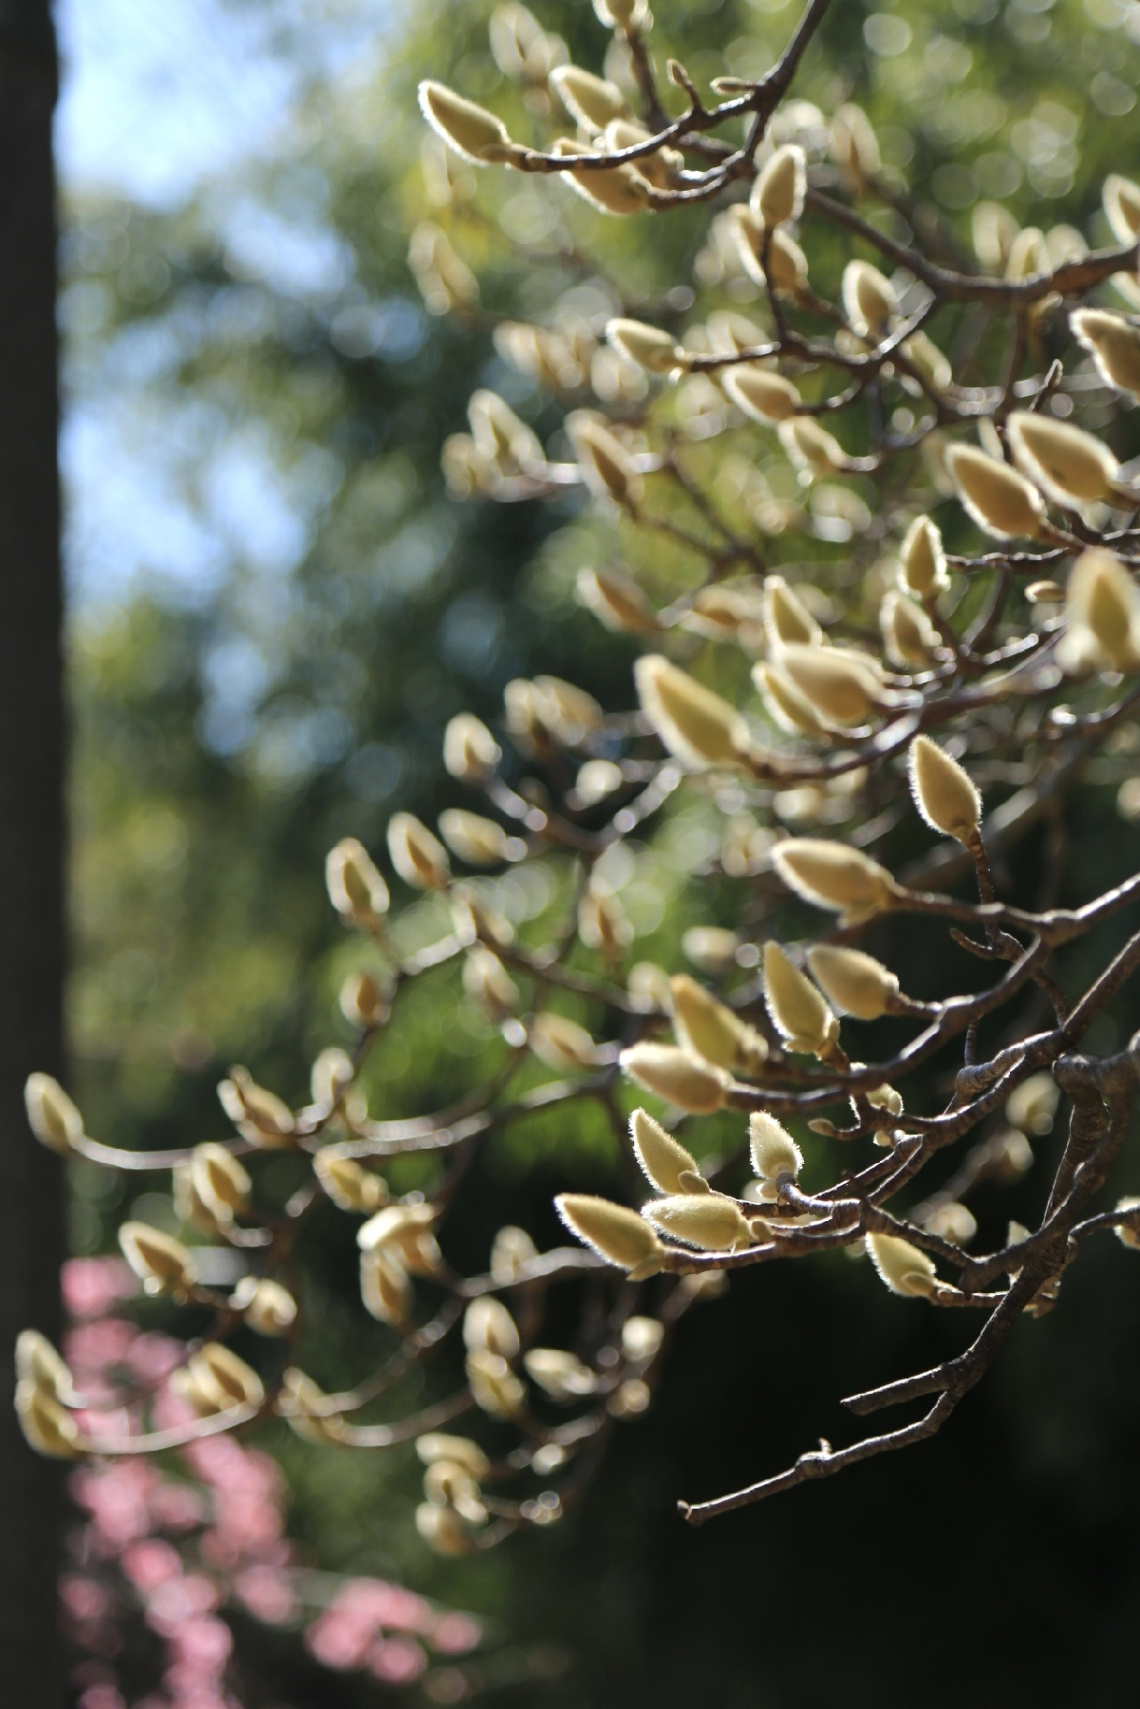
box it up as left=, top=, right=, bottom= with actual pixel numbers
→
left=18, top=0, right=1140, bottom=1619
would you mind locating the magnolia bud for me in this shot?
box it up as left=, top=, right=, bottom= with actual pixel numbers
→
left=24, top=1073, right=84, bottom=1155
left=549, top=64, right=630, bottom=133
left=361, top=1249, right=412, bottom=1326
left=669, top=974, right=766, bottom=1072
left=908, top=736, right=982, bottom=844
left=416, top=1501, right=476, bottom=1556
left=1114, top=1195, right=1140, bottom=1250
left=606, top=318, right=685, bottom=375
left=178, top=1344, right=265, bottom=1415
left=578, top=887, right=632, bottom=958
left=763, top=576, right=821, bottom=647
left=634, top=654, right=750, bottom=770
left=753, top=662, right=829, bottom=737
left=748, top=1111, right=804, bottom=1200
left=16, top=1385, right=83, bottom=1459
left=947, top=444, right=1045, bottom=540
left=1104, top=172, right=1140, bottom=242
left=524, top=1347, right=598, bottom=1400
left=882, top=591, right=940, bottom=669
left=387, top=812, right=450, bottom=891
left=438, top=809, right=513, bottom=867
left=276, top=1369, right=348, bottom=1444
left=527, top=1012, right=597, bottom=1072
left=417, top=1433, right=490, bottom=1477
left=763, top=942, right=839, bottom=1056
left=730, top=207, right=807, bottom=291
left=576, top=564, right=660, bottom=633
left=189, top=1142, right=251, bottom=1224
left=773, top=644, right=884, bottom=727
left=218, top=1067, right=295, bottom=1148
left=619, top=1043, right=730, bottom=1113
left=594, top=0, right=649, bottom=26
left=230, top=1275, right=298, bottom=1336
left=722, top=365, right=801, bottom=424
left=752, top=145, right=806, bottom=227
left=556, top=1193, right=664, bottom=1279
left=621, top=1316, right=664, bottom=1363
left=831, top=103, right=880, bottom=184
left=1072, top=308, right=1140, bottom=399
left=489, top=1225, right=537, bottom=1284
left=630, top=1107, right=706, bottom=1196
left=418, top=81, right=520, bottom=164
left=119, top=1223, right=196, bottom=1297
left=806, top=945, right=900, bottom=1020
left=1058, top=547, right=1140, bottom=674
left=772, top=838, right=898, bottom=925
left=682, top=926, right=741, bottom=975
left=866, top=1231, right=937, bottom=1298
left=569, top=416, right=644, bottom=512
left=1006, top=225, right=1045, bottom=281
left=339, top=970, right=388, bottom=1031
left=16, top=1330, right=76, bottom=1403
left=466, top=1347, right=526, bottom=1418
left=902, top=331, right=952, bottom=394
left=463, top=1297, right=520, bottom=1359
left=1006, top=1072, right=1060, bottom=1135
left=1026, top=579, right=1065, bottom=605
left=443, top=713, right=501, bottom=782
left=326, top=837, right=389, bottom=932
left=923, top=1202, right=978, bottom=1245
left=1008, top=411, right=1119, bottom=506
left=358, top=1204, right=441, bottom=1275
left=555, top=139, right=653, bottom=217
left=422, top=1458, right=487, bottom=1524
left=314, top=1149, right=388, bottom=1213
left=779, top=417, right=846, bottom=479
left=643, top=1193, right=755, bottom=1252
left=842, top=260, right=898, bottom=340
left=899, top=516, right=948, bottom=601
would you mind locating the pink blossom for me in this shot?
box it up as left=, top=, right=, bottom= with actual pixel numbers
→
left=145, top=1573, right=219, bottom=1638
left=65, top=1318, right=138, bottom=1374
left=338, top=1577, right=433, bottom=1632
left=72, top=1461, right=159, bottom=1548
left=368, top=1634, right=428, bottom=1684
left=62, top=1258, right=135, bottom=1320
left=126, top=1332, right=184, bottom=1384
left=429, top=1612, right=482, bottom=1655
left=76, top=1684, right=127, bottom=1709
left=61, top=1575, right=113, bottom=1623
left=232, top=1565, right=297, bottom=1626
left=168, top=1614, right=233, bottom=1673
left=304, top=1609, right=375, bottom=1671
left=148, top=1482, right=205, bottom=1531
left=121, top=1539, right=182, bottom=1593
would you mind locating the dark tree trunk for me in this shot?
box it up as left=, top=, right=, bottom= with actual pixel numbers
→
left=0, top=3, right=64, bottom=1705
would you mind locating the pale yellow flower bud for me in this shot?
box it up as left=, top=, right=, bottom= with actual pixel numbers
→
left=422, top=1458, right=487, bottom=1524
left=1058, top=548, right=1140, bottom=674
left=806, top=944, right=900, bottom=1020
left=973, top=201, right=1019, bottom=272
left=468, top=389, right=544, bottom=470
left=489, top=1225, right=537, bottom=1284
left=524, top=1347, right=599, bottom=1399
left=325, top=837, right=389, bottom=932
left=16, top=1385, right=83, bottom=1459
left=753, top=662, right=829, bottom=737
left=16, top=1330, right=76, bottom=1403
left=387, top=812, right=450, bottom=891
left=438, top=809, right=512, bottom=867
left=908, top=736, right=983, bottom=844
left=1072, top=308, right=1140, bottom=400
left=772, top=837, right=898, bottom=925
left=748, top=1110, right=804, bottom=1201
left=24, top=1073, right=84, bottom=1155
left=751, top=145, right=806, bottom=227
left=603, top=120, right=682, bottom=191
left=314, top=1150, right=388, bottom=1213
left=532, top=675, right=603, bottom=741
left=947, top=444, right=1045, bottom=540
left=901, top=331, right=952, bottom=394
left=899, top=516, right=949, bottom=600
left=866, top=1231, right=937, bottom=1298
left=1008, top=411, right=1119, bottom=507
left=619, top=1042, right=730, bottom=1113
left=668, top=975, right=766, bottom=1072
left=644, top=1192, right=756, bottom=1252
left=578, top=887, right=632, bottom=958
left=189, top=1142, right=251, bottom=1224
left=831, top=103, right=880, bottom=185
left=763, top=942, right=839, bottom=1056
left=358, top=1203, right=441, bottom=1275
left=606, top=318, right=685, bottom=375
left=594, top=0, right=648, bottom=26
left=339, top=970, right=388, bottom=1031
left=466, top=1347, right=527, bottom=1417
left=443, top=713, right=501, bottom=781
left=627, top=960, right=672, bottom=1014
left=418, top=81, right=519, bottom=165
left=621, top=1315, right=664, bottom=1362
left=772, top=643, right=883, bottom=727
left=730, top=207, right=808, bottom=291
left=554, top=139, right=653, bottom=216
left=576, top=564, right=659, bottom=633
left=1104, top=173, right=1140, bottom=243
left=1006, top=1072, right=1060, bottom=1135
left=417, top=1433, right=490, bottom=1477
left=923, top=1202, right=977, bottom=1245
left=634, top=654, right=751, bottom=770
left=119, top=1223, right=196, bottom=1296
left=230, top=1276, right=297, bottom=1336
left=179, top=1344, right=265, bottom=1414
left=681, top=926, right=741, bottom=976
left=882, top=589, right=940, bottom=668
left=1113, top=1195, right=1140, bottom=1250
left=416, top=1501, right=476, bottom=1555
left=277, top=1369, right=349, bottom=1444
left=1006, top=225, right=1045, bottom=282
left=557, top=1192, right=664, bottom=1278
left=779, top=416, right=847, bottom=479
left=763, top=576, right=822, bottom=647
left=530, top=1012, right=600, bottom=1072
left=463, top=1297, right=520, bottom=1359
left=842, top=260, right=898, bottom=340
left=311, top=1052, right=358, bottom=1121
left=629, top=1106, right=705, bottom=1196
left=566, top=412, right=644, bottom=508
left=549, top=64, right=629, bottom=133
left=1026, top=579, right=1065, bottom=605
left=360, top=1249, right=412, bottom=1326
left=722, top=365, right=801, bottom=424
left=218, top=1066, right=295, bottom=1148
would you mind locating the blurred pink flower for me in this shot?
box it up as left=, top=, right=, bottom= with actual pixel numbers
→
left=121, top=1539, right=182, bottom=1593
left=62, top=1257, right=136, bottom=1320
left=429, top=1612, right=482, bottom=1655
left=145, top=1572, right=219, bottom=1638
left=232, top=1565, right=296, bottom=1625
left=304, top=1609, right=375, bottom=1671
left=61, top=1574, right=113, bottom=1623
left=368, top=1634, right=428, bottom=1684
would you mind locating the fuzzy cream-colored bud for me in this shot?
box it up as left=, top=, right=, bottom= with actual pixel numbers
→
left=842, top=260, right=898, bottom=341
left=358, top=1203, right=441, bottom=1275
left=463, top=1297, right=520, bottom=1359
left=619, top=1042, right=730, bottom=1113
left=1113, top=1195, right=1140, bottom=1250
left=339, top=970, right=388, bottom=1032
left=1058, top=548, right=1140, bottom=674
left=773, top=839, right=899, bottom=925
left=524, top=1347, right=599, bottom=1400
left=311, top=1044, right=355, bottom=1114
left=451, top=884, right=514, bottom=950
left=779, top=417, right=846, bottom=479
left=276, top=1369, right=348, bottom=1444
left=1104, top=173, right=1140, bottom=243
left=603, top=120, right=682, bottom=191
left=866, top=1231, right=937, bottom=1298
left=753, top=662, right=829, bottom=737
left=1006, top=1072, right=1060, bottom=1135
left=730, top=207, right=808, bottom=291
left=387, top=812, right=450, bottom=891
left=1072, top=308, right=1140, bottom=399
left=119, top=1222, right=196, bottom=1297
left=314, top=1149, right=387, bottom=1213
left=669, top=974, right=766, bottom=1072
left=899, top=516, right=948, bottom=601
left=806, top=945, right=900, bottom=1020
left=549, top=64, right=629, bottom=133
left=775, top=644, right=883, bottom=728
left=422, top=1458, right=487, bottom=1524
left=1008, top=411, right=1119, bottom=507
left=218, top=1066, right=294, bottom=1148
left=644, top=1192, right=756, bottom=1252
left=416, top=1501, right=477, bottom=1556
left=566, top=412, right=644, bottom=508
left=532, top=675, right=603, bottom=741
left=230, top=1275, right=297, bottom=1336
left=722, top=365, right=801, bottom=424
left=831, top=103, right=880, bottom=184
left=947, top=444, right=1045, bottom=540
left=973, top=201, right=1019, bottom=272
left=16, top=1330, right=76, bottom=1404
left=634, top=654, right=750, bottom=770
left=417, top=1433, right=490, bottom=1477
left=16, top=1385, right=83, bottom=1459
left=630, top=1107, right=706, bottom=1196
left=555, top=138, right=652, bottom=216
left=908, top=736, right=983, bottom=844
left=682, top=926, right=741, bottom=976
left=752, top=144, right=806, bottom=227
left=418, top=81, right=519, bottom=164
left=188, top=1142, right=250, bottom=1224
left=902, top=331, right=952, bottom=394
left=763, top=576, right=821, bottom=647
left=360, top=1249, right=412, bottom=1326
left=578, top=887, right=632, bottom=958
left=576, top=564, right=659, bottom=633
left=556, top=1192, right=663, bottom=1278
left=326, top=837, right=389, bottom=933
left=621, top=1315, right=664, bottom=1362
left=763, top=942, right=839, bottom=1056
left=606, top=318, right=684, bottom=375
left=180, top=1344, right=265, bottom=1414
left=923, top=1202, right=977, bottom=1245
left=443, top=713, right=501, bottom=782
left=438, top=809, right=512, bottom=868
left=529, top=1012, right=599, bottom=1072
left=466, top=1348, right=526, bottom=1418
left=882, top=590, right=940, bottom=668
left=468, top=389, right=543, bottom=470
left=24, top=1073, right=85, bottom=1155
left=489, top=1224, right=537, bottom=1284
left=594, top=0, right=648, bottom=26
left=748, top=1111, right=804, bottom=1202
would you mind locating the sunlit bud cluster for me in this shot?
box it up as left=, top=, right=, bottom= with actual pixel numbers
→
left=619, top=1042, right=730, bottom=1112
left=908, top=736, right=983, bottom=845
left=763, top=942, right=839, bottom=1058
left=218, top=1066, right=295, bottom=1147
left=948, top=444, right=1045, bottom=541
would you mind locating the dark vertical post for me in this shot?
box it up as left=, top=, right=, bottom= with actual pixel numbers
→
left=0, top=3, right=65, bottom=1705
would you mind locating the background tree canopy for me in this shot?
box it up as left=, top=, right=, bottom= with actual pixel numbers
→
left=64, top=0, right=1140, bottom=1702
